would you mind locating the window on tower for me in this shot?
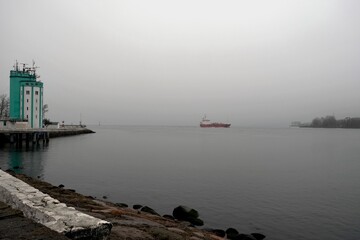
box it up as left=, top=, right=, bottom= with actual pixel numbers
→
left=35, top=91, right=39, bottom=95
left=26, top=90, right=30, bottom=95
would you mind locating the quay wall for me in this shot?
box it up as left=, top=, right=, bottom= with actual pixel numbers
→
left=0, top=128, right=95, bottom=144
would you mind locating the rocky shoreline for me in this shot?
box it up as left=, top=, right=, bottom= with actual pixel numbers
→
left=3, top=170, right=266, bottom=240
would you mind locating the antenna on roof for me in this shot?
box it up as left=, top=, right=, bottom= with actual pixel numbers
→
left=15, top=60, right=19, bottom=71
left=30, top=59, right=40, bottom=78
left=19, top=62, right=28, bottom=72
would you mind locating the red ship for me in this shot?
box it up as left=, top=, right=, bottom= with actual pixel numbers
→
left=200, top=115, right=231, bottom=128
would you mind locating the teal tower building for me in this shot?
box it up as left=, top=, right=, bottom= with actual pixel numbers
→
left=10, top=61, right=44, bottom=128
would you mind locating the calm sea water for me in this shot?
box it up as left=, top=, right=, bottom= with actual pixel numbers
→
left=1, top=126, right=360, bottom=239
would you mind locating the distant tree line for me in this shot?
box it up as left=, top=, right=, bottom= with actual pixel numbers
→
left=306, top=115, right=360, bottom=128
left=0, top=94, right=9, bottom=118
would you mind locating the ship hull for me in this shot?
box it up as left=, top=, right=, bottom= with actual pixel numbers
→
left=200, top=123, right=231, bottom=128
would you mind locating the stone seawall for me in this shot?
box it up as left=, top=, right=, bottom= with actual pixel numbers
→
left=0, top=170, right=111, bottom=240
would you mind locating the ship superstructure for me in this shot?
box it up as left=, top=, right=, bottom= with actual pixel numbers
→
left=200, top=115, right=231, bottom=128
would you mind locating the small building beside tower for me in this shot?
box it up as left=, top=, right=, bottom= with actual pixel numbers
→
left=9, top=61, right=44, bottom=128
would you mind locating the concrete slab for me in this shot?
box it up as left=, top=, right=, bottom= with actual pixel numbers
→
left=0, top=201, right=70, bottom=240
left=0, top=170, right=112, bottom=240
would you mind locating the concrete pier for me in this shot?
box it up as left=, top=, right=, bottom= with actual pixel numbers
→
left=0, top=170, right=111, bottom=240
left=0, top=128, right=94, bottom=145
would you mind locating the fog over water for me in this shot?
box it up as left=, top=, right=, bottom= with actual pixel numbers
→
left=1, top=0, right=360, bottom=126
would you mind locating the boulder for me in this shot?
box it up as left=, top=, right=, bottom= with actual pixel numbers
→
left=115, top=203, right=128, bottom=208
left=226, top=228, right=239, bottom=239
left=234, top=234, right=257, bottom=240
left=140, top=206, right=160, bottom=216
left=172, top=205, right=204, bottom=226
left=133, top=204, right=143, bottom=210
left=251, top=233, right=266, bottom=240
left=173, top=206, right=199, bottom=219
left=189, top=217, right=204, bottom=226
left=5, top=169, right=15, bottom=174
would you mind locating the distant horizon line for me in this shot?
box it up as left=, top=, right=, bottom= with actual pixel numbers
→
left=84, top=124, right=300, bottom=129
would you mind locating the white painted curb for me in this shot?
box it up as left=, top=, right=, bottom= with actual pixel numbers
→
left=0, top=170, right=111, bottom=239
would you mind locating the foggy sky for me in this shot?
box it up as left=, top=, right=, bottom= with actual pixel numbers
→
left=1, top=0, right=360, bottom=126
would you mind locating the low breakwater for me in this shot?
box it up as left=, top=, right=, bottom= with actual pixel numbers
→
left=47, top=128, right=95, bottom=138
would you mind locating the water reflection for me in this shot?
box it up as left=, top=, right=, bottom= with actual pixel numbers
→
left=0, top=144, right=48, bottom=179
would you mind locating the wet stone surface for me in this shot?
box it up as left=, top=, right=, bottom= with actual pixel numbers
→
left=0, top=201, right=70, bottom=240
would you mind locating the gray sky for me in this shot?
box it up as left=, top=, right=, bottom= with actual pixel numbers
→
left=1, top=0, right=359, bottom=126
